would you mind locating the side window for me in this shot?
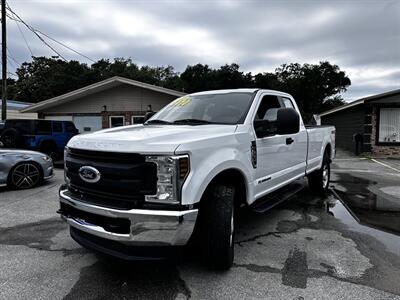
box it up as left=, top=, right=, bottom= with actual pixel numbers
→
left=7, top=120, right=33, bottom=134
left=65, top=122, right=77, bottom=133
left=36, top=121, right=52, bottom=134
left=253, top=95, right=283, bottom=138
left=53, top=121, right=63, bottom=132
left=255, top=95, right=283, bottom=122
left=282, top=97, right=294, bottom=109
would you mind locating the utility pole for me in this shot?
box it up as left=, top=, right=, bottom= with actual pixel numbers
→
left=1, top=0, right=6, bottom=121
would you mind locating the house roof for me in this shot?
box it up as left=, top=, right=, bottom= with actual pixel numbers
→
left=0, top=99, right=33, bottom=111
left=318, top=88, right=400, bottom=117
left=21, top=76, right=186, bottom=113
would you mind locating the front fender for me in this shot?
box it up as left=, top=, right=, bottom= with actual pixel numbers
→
left=179, top=147, right=253, bottom=206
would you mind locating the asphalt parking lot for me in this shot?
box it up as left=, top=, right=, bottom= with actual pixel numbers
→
left=1, top=155, right=400, bottom=299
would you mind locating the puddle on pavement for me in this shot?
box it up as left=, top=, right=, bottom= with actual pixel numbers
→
left=326, top=173, right=400, bottom=255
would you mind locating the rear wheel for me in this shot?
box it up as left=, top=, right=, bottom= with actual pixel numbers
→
left=9, top=162, right=43, bottom=189
left=200, top=183, right=235, bottom=270
left=0, top=128, right=23, bottom=148
left=308, top=152, right=330, bottom=194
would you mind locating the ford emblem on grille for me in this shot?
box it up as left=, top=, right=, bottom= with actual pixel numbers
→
left=78, top=166, right=101, bottom=183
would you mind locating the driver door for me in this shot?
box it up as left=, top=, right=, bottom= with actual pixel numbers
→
left=253, top=94, right=307, bottom=199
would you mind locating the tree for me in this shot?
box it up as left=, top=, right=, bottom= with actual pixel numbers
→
left=9, top=57, right=350, bottom=119
left=180, top=64, right=216, bottom=93
left=14, top=56, right=92, bottom=102
left=254, top=62, right=350, bottom=120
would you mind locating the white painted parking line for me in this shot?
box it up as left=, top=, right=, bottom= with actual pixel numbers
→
left=371, top=159, right=400, bottom=173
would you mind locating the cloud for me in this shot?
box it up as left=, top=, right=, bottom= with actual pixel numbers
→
left=5, top=0, right=400, bottom=101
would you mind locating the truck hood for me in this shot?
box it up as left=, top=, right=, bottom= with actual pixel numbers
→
left=67, top=124, right=237, bottom=154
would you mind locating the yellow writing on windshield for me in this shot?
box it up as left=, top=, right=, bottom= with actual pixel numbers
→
left=170, top=96, right=191, bottom=107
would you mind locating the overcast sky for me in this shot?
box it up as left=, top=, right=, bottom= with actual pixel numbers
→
left=5, top=0, right=400, bottom=101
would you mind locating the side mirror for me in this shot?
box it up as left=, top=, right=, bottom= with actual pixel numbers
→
left=144, top=111, right=157, bottom=122
left=276, top=108, right=300, bottom=135
left=254, top=108, right=299, bottom=138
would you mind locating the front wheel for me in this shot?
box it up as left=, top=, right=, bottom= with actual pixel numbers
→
left=308, top=152, right=330, bottom=195
left=9, top=162, right=43, bottom=189
left=200, top=183, right=235, bottom=270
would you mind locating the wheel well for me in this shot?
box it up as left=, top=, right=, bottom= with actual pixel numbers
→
left=325, top=143, right=332, bottom=160
left=7, top=160, right=44, bottom=185
left=201, top=169, right=247, bottom=207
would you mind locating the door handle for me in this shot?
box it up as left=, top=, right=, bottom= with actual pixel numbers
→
left=286, top=137, right=294, bottom=145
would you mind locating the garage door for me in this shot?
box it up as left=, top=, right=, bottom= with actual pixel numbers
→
left=73, top=116, right=102, bottom=133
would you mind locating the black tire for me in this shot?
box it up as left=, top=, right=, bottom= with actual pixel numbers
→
left=201, top=183, right=235, bottom=270
left=8, top=162, right=43, bottom=189
left=308, top=152, right=330, bottom=195
left=0, top=128, right=23, bottom=148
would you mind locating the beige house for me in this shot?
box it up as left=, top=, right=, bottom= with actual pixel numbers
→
left=0, top=99, right=38, bottom=120
left=21, top=76, right=185, bottom=133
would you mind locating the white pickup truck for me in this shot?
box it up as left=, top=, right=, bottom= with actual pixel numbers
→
left=58, top=89, right=335, bottom=269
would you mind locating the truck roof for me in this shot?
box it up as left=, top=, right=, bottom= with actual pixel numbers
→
left=190, top=88, right=292, bottom=97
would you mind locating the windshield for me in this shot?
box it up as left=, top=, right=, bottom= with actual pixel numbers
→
left=147, top=92, right=255, bottom=125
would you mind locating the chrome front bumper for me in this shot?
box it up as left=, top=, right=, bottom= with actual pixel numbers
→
left=59, top=189, right=198, bottom=246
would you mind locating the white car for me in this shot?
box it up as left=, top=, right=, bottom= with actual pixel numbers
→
left=58, top=89, right=335, bottom=269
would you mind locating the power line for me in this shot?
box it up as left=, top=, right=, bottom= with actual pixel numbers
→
left=6, top=4, right=95, bottom=63
left=6, top=47, right=20, bottom=66
left=6, top=4, right=67, bottom=61
left=7, top=71, right=17, bottom=77
left=7, top=57, right=15, bottom=68
left=34, top=28, right=95, bottom=63
left=12, top=13, right=33, bottom=57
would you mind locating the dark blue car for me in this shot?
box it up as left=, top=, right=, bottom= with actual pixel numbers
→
left=0, top=119, right=78, bottom=155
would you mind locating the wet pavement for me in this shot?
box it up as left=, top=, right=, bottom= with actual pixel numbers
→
left=1, top=156, right=400, bottom=299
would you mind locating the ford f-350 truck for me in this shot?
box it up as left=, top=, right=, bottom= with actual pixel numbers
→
left=58, top=89, right=335, bottom=269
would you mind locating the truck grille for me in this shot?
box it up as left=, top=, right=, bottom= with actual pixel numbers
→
left=65, top=148, right=157, bottom=210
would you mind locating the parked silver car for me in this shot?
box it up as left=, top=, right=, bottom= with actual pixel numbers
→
left=0, top=149, right=54, bottom=189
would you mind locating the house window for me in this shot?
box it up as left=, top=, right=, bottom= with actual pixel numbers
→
left=378, top=108, right=400, bottom=143
left=109, top=116, right=125, bottom=128
left=132, top=115, right=145, bottom=124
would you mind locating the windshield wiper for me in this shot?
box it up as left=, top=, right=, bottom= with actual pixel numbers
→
left=173, top=119, right=213, bottom=125
left=145, top=119, right=173, bottom=125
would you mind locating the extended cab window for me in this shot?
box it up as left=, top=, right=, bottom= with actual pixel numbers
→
left=282, top=97, right=294, bottom=109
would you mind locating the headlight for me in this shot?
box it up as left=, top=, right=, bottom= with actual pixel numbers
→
left=145, top=155, right=190, bottom=204
left=42, top=155, right=51, bottom=162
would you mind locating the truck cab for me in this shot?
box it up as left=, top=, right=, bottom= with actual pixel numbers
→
left=58, top=89, right=335, bottom=269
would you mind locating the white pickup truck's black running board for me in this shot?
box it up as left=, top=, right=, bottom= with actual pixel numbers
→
left=251, top=178, right=307, bottom=213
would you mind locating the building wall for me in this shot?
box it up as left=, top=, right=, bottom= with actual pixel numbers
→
left=0, top=110, right=38, bottom=119
left=321, top=105, right=365, bottom=152
left=370, top=105, right=400, bottom=158
left=43, top=84, right=178, bottom=114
